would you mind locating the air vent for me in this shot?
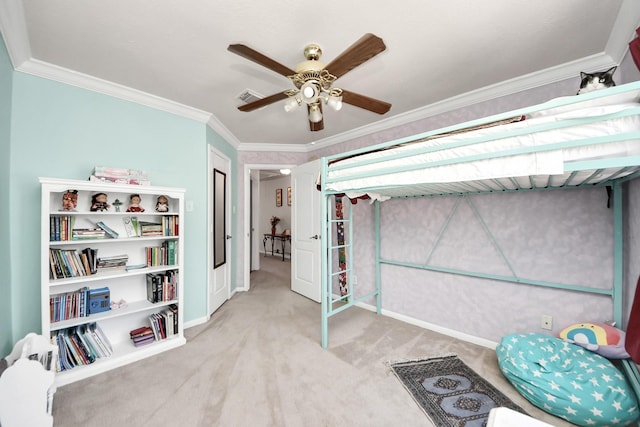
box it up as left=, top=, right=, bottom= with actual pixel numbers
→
left=236, top=89, right=263, bottom=104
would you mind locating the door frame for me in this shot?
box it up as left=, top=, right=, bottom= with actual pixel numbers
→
left=207, top=146, right=232, bottom=317
left=243, top=163, right=295, bottom=292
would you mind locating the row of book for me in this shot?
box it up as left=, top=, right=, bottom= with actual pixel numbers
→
left=145, top=240, right=177, bottom=267
left=53, top=323, right=113, bottom=371
left=129, top=304, right=178, bottom=347
left=50, top=215, right=75, bottom=241
left=49, top=247, right=98, bottom=279
left=146, top=270, right=178, bottom=303
left=49, top=286, right=110, bottom=323
left=49, top=217, right=121, bottom=241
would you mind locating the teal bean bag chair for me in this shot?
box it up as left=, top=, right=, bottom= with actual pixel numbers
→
left=497, top=333, right=639, bottom=427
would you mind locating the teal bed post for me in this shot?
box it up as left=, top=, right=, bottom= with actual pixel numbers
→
left=375, top=200, right=382, bottom=314
left=613, top=181, right=623, bottom=327
left=321, top=159, right=329, bottom=349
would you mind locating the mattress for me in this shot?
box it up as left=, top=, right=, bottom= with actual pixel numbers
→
left=324, top=89, right=640, bottom=201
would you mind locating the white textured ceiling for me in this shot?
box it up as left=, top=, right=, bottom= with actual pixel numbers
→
left=1, top=0, right=639, bottom=151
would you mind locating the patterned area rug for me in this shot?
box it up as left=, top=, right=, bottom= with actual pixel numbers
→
left=389, top=355, right=527, bottom=427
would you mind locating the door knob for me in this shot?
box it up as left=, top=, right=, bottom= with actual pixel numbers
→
left=310, top=234, right=320, bottom=240
left=226, top=235, right=232, bottom=240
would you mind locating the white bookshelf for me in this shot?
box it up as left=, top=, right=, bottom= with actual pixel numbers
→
left=39, top=177, right=186, bottom=386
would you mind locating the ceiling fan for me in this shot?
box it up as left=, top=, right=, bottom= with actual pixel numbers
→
left=228, top=33, right=392, bottom=131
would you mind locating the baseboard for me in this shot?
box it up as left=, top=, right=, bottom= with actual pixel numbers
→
left=351, top=299, right=499, bottom=350
left=184, top=288, right=243, bottom=330
left=184, top=316, right=208, bottom=330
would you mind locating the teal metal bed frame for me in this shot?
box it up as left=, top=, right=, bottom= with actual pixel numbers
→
left=319, top=81, right=640, bottom=411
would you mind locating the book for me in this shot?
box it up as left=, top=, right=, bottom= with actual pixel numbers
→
left=96, top=221, right=119, bottom=239
left=122, top=216, right=140, bottom=237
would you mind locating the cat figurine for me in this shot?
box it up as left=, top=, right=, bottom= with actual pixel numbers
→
left=577, top=66, right=617, bottom=94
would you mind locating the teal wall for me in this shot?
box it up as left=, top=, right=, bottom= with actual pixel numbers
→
left=0, top=34, right=14, bottom=355
left=2, top=57, right=236, bottom=356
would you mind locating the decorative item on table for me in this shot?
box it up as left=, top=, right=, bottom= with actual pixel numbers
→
left=112, top=198, right=123, bottom=212
left=126, top=194, right=145, bottom=212
left=89, top=166, right=151, bottom=186
left=155, top=195, right=169, bottom=212
left=90, top=192, right=110, bottom=211
left=270, top=216, right=280, bottom=235
left=61, top=189, right=78, bottom=211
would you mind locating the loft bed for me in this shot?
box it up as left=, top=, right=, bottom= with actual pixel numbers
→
left=318, top=80, right=640, bottom=407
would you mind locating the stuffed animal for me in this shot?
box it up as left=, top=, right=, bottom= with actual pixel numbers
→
left=558, top=322, right=630, bottom=359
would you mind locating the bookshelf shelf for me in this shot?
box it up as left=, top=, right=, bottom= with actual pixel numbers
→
left=47, top=265, right=179, bottom=287
left=49, top=299, right=179, bottom=331
left=40, top=177, right=186, bottom=386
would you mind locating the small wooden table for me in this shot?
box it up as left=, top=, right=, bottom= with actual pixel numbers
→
left=263, top=233, right=291, bottom=261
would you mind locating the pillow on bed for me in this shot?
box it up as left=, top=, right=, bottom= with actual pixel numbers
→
left=558, top=322, right=630, bottom=359
left=497, top=333, right=639, bottom=427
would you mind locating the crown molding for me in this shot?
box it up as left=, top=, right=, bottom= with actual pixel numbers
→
left=308, top=52, right=618, bottom=152
left=16, top=59, right=212, bottom=123
left=605, top=0, right=640, bottom=63
left=0, top=0, right=30, bottom=67
left=206, top=114, right=241, bottom=149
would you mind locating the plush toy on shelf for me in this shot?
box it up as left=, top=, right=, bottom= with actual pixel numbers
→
left=126, top=194, right=145, bottom=212
left=155, top=195, right=169, bottom=212
left=90, top=192, right=110, bottom=212
left=61, top=189, right=78, bottom=211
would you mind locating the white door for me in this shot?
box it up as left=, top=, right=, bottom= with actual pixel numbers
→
left=291, top=159, right=321, bottom=302
left=209, top=148, right=231, bottom=315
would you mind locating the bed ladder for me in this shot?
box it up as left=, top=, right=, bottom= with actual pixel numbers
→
left=321, top=196, right=382, bottom=348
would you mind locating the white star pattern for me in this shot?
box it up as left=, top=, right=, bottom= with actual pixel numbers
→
left=565, top=406, right=578, bottom=415
left=496, top=333, right=640, bottom=427
left=568, top=394, right=581, bottom=404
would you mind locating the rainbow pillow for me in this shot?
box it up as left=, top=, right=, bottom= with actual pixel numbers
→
left=558, top=322, right=630, bottom=359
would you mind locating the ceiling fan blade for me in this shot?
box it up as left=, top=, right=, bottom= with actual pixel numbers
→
left=325, top=34, right=386, bottom=79
left=228, top=44, right=296, bottom=77
left=237, top=92, right=289, bottom=112
left=341, top=90, right=391, bottom=115
left=308, top=104, right=324, bottom=131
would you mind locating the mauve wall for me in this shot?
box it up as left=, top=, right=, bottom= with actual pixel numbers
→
left=239, top=50, right=640, bottom=344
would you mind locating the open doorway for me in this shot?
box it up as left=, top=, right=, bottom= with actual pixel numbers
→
left=243, top=164, right=294, bottom=291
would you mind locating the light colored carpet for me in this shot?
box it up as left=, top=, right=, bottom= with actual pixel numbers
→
left=52, top=256, right=574, bottom=426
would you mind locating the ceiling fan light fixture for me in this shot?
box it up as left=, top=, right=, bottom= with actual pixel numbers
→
left=308, top=104, right=323, bottom=123
left=327, top=95, right=343, bottom=111
left=300, top=81, right=320, bottom=104
left=284, top=96, right=300, bottom=112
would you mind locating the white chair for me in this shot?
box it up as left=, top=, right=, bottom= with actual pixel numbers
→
left=0, top=333, right=58, bottom=427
